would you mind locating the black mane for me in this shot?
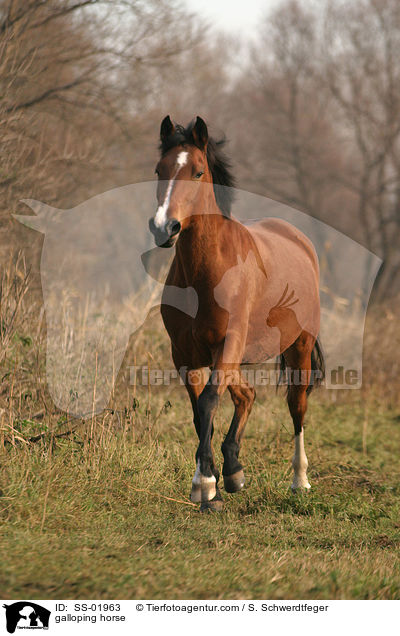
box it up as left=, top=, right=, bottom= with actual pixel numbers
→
left=159, top=120, right=236, bottom=217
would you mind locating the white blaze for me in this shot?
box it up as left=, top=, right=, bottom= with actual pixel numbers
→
left=154, top=151, right=188, bottom=228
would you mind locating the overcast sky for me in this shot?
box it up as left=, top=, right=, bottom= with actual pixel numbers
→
left=184, top=0, right=282, bottom=36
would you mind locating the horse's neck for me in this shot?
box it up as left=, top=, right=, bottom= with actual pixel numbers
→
left=175, top=207, right=225, bottom=286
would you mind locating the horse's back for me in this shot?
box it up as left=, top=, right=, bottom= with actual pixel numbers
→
left=243, top=217, right=319, bottom=272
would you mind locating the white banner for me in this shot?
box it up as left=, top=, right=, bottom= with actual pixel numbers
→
left=1, top=599, right=398, bottom=636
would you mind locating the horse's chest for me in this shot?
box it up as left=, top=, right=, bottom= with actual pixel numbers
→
left=161, top=299, right=228, bottom=366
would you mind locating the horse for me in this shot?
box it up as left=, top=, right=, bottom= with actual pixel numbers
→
left=149, top=115, right=324, bottom=511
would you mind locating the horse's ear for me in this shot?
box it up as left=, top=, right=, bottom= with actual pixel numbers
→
left=160, top=115, right=175, bottom=142
left=191, top=116, right=208, bottom=150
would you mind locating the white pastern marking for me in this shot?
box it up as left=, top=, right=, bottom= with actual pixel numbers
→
left=192, top=460, right=216, bottom=486
left=291, top=430, right=311, bottom=490
left=191, top=460, right=217, bottom=502
left=154, top=151, right=188, bottom=229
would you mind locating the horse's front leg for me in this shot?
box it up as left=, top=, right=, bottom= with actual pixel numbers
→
left=221, top=374, right=255, bottom=493
left=194, top=376, right=225, bottom=512
left=195, top=336, right=244, bottom=512
left=184, top=368, right=221, bottom=505
left=171, top=349, right=217, bottom=506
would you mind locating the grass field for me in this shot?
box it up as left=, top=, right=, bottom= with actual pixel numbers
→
left=1, top=382, right=399, bottom=600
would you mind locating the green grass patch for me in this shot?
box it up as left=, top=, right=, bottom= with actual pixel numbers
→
left=1, top=388, right=399, bottom=599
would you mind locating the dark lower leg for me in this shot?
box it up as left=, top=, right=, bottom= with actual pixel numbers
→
left=189, top=383, right=223, bottom=507
left=175, top=362, right=220, bottom=503
left=221, top=379, right=255, bottom=491
left=193, top=347, right=244, bottom=508
left=196, top=383, right=220, bottom=478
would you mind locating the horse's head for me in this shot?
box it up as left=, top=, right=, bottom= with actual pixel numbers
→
left=149, top=115, right=212, bottom=247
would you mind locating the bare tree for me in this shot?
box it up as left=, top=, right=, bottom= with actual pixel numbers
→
left=0, top=0, right=213, bottom=274
left=322, top=0, right=400, bottom=298
left=229, top=0, right=400, bottom=299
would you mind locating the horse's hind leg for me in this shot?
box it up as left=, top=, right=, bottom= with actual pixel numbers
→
left=221, top=374, right=255, bottom=493
left=283, top=331, right=314, bottom=490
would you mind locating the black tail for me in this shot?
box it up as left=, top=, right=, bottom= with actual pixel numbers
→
left=278, top=335, right=325, bottom=395
left=308, top=336, right=325, bottom=394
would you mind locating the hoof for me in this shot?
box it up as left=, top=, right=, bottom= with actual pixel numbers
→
left=291, top=483, right=311, bottom=492
left=224, top=469, right=245, bottom=493
left=200, top=496, right=224, bottom=513
left=190, top=484, right=202, bottom=503
left=190, top=481, right=216, bottom=503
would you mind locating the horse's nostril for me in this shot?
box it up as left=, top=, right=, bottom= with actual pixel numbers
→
left=167, top=219, right=181, bottom=237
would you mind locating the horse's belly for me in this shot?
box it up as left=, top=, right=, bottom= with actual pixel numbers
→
left=240, top=220, right=320, bottom=362
left=242, top=328, right=301, bottom=364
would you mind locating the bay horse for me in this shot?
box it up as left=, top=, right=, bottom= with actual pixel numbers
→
left=149, top=115, right=324, bottom=511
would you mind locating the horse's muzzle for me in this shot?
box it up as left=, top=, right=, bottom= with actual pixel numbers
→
left=149, top=217, right=181, bottom=248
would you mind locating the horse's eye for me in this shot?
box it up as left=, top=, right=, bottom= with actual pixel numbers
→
left=195, top=171, right=204, bottom=179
